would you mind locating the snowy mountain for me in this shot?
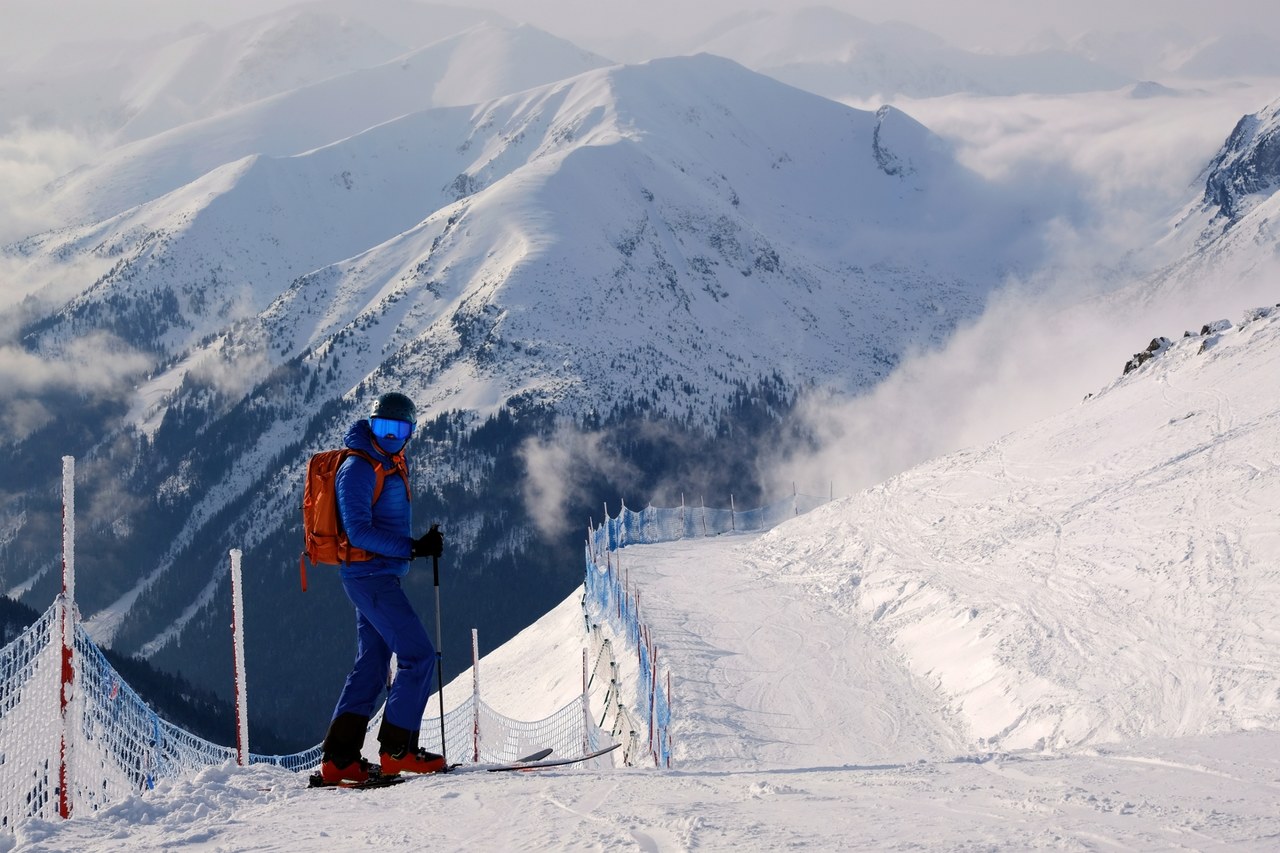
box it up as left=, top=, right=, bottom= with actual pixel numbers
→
left=1151, top=94, right=1280, bottom=293
left=1028, top=27, right=1280, bottom=82
left=686, top=7, right=1131, bottom=101
left=1, top=54, right=1044, bottom=741
left=1028, top=25, right=1202, bottom=80
left=38, top=22, right=612, bottom=228
left=1201, top=95, right=1280, bottom=223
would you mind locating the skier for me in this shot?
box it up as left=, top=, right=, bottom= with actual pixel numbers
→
left=318, top=392, right=447, bottom=785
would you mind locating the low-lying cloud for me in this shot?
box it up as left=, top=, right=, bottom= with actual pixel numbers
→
left=762, top=83, right=1280, bottom=501
left=519, top=425, right=640, bottom=539
left=760, top=240, right=1280, bottom=503
left=0, top=121, right=101, bottom=244
left=0, top=329, right=150, bottom=441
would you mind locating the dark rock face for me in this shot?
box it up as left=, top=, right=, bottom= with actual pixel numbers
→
left=1123, top=336, right=1172, bottom=375
left=1203, top=99, right=1280, bottom=222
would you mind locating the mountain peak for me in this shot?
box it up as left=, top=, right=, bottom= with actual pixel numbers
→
left=1202, top=96, right=1280, bottom=222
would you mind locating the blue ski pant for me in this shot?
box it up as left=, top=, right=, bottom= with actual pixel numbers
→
left=331, top=573, right=436, bottom=734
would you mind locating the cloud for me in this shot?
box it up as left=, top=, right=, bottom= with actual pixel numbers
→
left=518, top=424, right=639, bottom=539
left=762, top=82, right=1280, bottom=500
left=0, top=121, right=103, bottom=244
left=762, top=242, right=1280, bottom=502
left=850, top=83, right=1279, bottom=256
left=0, top=330, right=151, bottom=441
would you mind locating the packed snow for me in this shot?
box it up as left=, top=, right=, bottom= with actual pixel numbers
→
left=13, top=307, right=1280, bottom=850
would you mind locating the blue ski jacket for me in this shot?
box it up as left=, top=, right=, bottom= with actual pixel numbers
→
left=335, top=419, right=413, bottom=579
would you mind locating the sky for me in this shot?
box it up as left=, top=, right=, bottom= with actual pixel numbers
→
left=3, top=0, right=1280, bottom=62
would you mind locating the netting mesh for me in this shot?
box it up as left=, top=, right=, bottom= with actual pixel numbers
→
left=598, top=494, right=826, bottom=550
left=370, top=693, right=599, bottom=766
left=0, top=601, right=60, bottom=831
left=0, top=594, right=604, bottom=833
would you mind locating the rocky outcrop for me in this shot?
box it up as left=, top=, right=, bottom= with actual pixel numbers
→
left=1202, top=97, right=1280, bottom=222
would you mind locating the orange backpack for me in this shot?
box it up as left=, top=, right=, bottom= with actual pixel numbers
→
left=298, top=448, right=410, bottom=591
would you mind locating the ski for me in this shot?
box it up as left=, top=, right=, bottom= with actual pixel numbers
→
left=307, top=748, right=555, bottom=789
left=480, top=742, right=619, bottom=772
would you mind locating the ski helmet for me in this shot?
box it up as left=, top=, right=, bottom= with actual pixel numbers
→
left=369, top=392, right=417, bottom=424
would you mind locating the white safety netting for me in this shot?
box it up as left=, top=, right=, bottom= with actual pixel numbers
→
left=369, top=692, right=602, bottom=766
left=0, top=597, right=597, bottom=834
left=0, top=600, right=60, bottom=831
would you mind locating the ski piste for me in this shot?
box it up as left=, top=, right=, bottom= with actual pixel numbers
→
left=307, top=745, right=618, bottom=789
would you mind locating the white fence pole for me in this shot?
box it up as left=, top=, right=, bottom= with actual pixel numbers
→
left=229, top=549, right=249, bottom=766
left=471, top=628, right=481, bottom=762
left=59, top=455, right=76, bottom=819
left=582, top=648, right=590, bottom=755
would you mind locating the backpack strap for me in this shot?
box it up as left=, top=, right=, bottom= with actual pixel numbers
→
left=347, top=448, right=410, bottom=504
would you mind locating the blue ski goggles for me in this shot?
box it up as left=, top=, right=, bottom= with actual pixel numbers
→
left=370, top=417, right=413, bottom=442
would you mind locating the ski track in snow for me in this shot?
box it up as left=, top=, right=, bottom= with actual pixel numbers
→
left=10, top=731, right=1280, bottom=851
left=620, top=535, right=963, bottom=769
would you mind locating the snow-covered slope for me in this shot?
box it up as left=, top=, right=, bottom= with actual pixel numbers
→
left=40, top=23, right=612, bottom=227
left=751, top=305, right=1280, bottom=750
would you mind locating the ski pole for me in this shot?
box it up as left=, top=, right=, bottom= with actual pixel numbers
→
left=433, top=553, right=447, bottom=764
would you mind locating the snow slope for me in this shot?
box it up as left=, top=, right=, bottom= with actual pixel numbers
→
left=751, top=305, right=1280, bottom=751
left=40, top=23, right=612, bottom=227
left=10, top=306, right=1280, bottom=849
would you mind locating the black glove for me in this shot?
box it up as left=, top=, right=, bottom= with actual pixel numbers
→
left=412, top=524, right=443, bottom=559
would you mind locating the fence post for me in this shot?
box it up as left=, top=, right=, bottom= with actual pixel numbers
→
left=648, top=643, right=658, bottom=765
left=472, top=628, right=481, bottom=762
left=666, top=670, right=673, bottom=768
left=58, top=455, right=76, bottom=819
left=582, top=648, right=590, bottom=755
left=229, top=549, right=249, bottom=766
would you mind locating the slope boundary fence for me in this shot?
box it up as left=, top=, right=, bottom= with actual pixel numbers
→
left=582, top=492, right=828, bottom=767
left=0, top=595, right=601, bottom=832
left=0, top=457, right=601, bottom=834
